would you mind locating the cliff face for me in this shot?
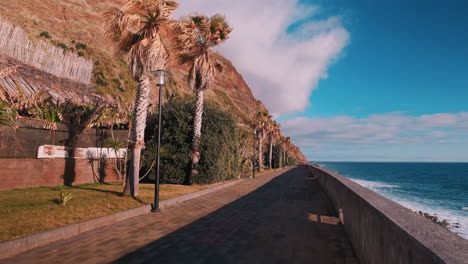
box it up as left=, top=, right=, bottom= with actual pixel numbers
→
left=0, top=0, right=266, bottom=125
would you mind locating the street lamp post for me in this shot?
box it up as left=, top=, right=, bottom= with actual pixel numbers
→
left=150, top=70, right=170, bottom=213
left=252, top=129, right=256, bottom=178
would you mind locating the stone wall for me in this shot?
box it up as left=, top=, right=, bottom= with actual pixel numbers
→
left=306, top=164, right=468, bottom=264
left=0, top=158, right=120, bottom=190
left=0, top=117, right=128, bottom=158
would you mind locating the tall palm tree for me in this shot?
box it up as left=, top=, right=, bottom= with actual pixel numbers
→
left=268, top=121, right=281, bottom=170
left=177, top=14, right=232, bottom=185
left=252, top=111, right=271, bottom=171
left=283, top=136, right=291, bottom=167
left=104, top=0, right=179, bottom=197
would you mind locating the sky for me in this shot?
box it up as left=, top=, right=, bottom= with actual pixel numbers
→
left=175, top=0, right=468, bottom=162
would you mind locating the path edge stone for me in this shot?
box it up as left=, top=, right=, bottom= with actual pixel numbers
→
left=0, top=178, right=244, bottom=260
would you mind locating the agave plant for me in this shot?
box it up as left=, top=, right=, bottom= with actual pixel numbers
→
left=140, top=141, right=168, bottom=181
left=104, top=0, right=179, bottom=196
left=177, top=14, right=233, bottom=184
left=105, top=137, right=127, bottom=183
left=59, top=191, right=73, bottom=206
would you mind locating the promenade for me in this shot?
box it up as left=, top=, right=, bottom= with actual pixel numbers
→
left=1, top=167, right=358, bottom=264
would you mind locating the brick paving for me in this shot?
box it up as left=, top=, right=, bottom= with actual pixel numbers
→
left=1, top=167, right=358, bottom=264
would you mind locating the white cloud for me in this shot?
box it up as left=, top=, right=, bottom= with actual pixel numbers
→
left=282, top=112, right=468, bottom=161
left=175, top=0, right=349, bottom=115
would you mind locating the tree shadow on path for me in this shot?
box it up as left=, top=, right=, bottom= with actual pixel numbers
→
left=114, top=167, right=358, bottom=264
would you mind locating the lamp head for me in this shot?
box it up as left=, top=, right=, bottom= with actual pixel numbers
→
left=150, top=70, right=170, bottom=86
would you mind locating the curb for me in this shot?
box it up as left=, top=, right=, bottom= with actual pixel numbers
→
left=0, top=179, right=244, bottom=260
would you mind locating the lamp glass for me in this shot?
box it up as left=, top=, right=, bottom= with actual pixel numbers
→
left=150, top=70, right=169, bottom=86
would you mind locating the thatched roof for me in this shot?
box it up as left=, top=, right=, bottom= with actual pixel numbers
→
left=0, top=17, right=93, bottom=84
left=0, top=55, right=104, bottom=104
left=0, top=17, right=105, bottom=104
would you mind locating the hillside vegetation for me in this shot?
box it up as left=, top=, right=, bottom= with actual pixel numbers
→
left=0, top=0, right=264, bottom=123
left=0, top=0, right=307, bottom=167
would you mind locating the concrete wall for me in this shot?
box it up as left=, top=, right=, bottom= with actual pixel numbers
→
left=306, top=164, right=468, bottom=264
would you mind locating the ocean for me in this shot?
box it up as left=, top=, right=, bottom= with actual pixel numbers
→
left=314, top=162, right=468, bottom=239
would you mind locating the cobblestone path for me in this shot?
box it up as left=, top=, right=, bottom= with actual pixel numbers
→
left=1, top=166, right=358, bottom=264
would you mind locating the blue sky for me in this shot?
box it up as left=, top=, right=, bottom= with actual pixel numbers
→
left=177, top=0, right=468, bottom=162
left=302, top=0, right=468, bottom=118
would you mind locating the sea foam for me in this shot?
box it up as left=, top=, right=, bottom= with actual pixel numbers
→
left=350, top=178, right=468, bottom=239
left=351, top=179, right=400, bottom=189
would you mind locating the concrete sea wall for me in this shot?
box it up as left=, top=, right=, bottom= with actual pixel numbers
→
left=306, top=164, right=468, bottom=264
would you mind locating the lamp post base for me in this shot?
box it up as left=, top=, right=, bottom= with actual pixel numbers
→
left=151, top=204, right=160, bottom=213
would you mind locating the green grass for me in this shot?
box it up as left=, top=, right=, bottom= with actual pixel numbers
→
left=0, top=182, right=227, bottom=242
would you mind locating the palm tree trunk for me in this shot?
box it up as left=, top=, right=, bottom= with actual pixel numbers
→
left=258, top=137, right=263, bottom=171
left=283, top=149, right=286, bottom=167
left=124, top=75, right=150, bottom=197
left=189, top=89, right=204, bottom=185
left=269, top=141, right=273, bottom=170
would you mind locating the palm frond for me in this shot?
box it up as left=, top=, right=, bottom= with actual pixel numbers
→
left=176, top=13, right=233, bottom=91
left=104, top=0, right=178, bottom=79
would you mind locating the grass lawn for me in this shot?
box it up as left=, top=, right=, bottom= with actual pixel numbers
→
left=0, top=182, right=229, bottom=242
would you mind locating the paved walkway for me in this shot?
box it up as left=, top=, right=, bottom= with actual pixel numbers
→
left=1, top=167, right=358, bottom=264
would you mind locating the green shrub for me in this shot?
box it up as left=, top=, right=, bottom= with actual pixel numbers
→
left=96, top=78, right=108, bottom=86
left=144, top=96, right=241, bottom=184
left=56, top=42, right=68, bottom=51
left=75, top=42, right=87, bottom=50
left=0, top=100, right=16, bottom=127
left=272, top=144, right=283, bottom=168
left=39, top=31, right=51, bottom=38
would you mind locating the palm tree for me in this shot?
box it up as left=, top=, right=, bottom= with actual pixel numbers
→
left=177, top=14, right=232, bottom=185
left=104, top=0, right=179, bottom=197
left=268, top=121, right=281, bottom=170
left=283, top=136, right=291, bottom=167
left=252, top=112, right=271, bottom=171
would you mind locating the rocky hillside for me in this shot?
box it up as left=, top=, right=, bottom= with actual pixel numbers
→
left=0, top=0, right=306, bottom=163
left=0, top=0, right=265, bottom=125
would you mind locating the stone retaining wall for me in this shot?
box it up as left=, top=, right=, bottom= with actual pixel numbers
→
left=306, top=164, right=468, bottom=264
left=0, top=118, right=126, bottom=190
left=0, top=158, right=120, bottom=190
left=0, top=117, right=128, bottom=158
